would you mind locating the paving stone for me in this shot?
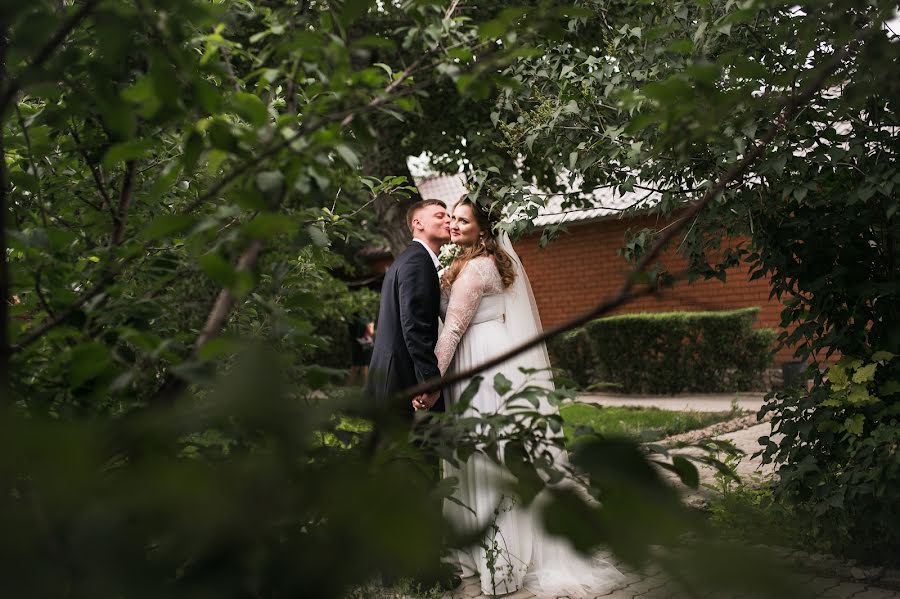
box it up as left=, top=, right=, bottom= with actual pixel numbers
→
left=818, top=581, right=869, bottom=598
left=493, top=589, right=535, bottom=599
left=597, top=589, right=640, bottom=599
left=802, top=577, right=844, bottom=594
left=626, top=578, right=669, bottom=596
left=851, top=589, right=900, bottom=599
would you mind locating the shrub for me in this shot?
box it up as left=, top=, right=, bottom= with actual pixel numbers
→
left=759, top=352, right=900, bottom=564
left=550, top=308, right=774, bottom=394
left=547, top=328, right=595, bottom=388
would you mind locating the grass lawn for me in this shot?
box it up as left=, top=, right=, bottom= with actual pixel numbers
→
left=560, top=403, right=740, bottom=443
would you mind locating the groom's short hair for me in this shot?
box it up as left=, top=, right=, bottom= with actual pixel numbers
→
left=406, top=199, right=447, bottom=233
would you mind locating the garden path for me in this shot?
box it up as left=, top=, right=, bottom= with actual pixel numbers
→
left=576, top=392, right=766, bottom=413
left=442, top=406, right=900, bottom=599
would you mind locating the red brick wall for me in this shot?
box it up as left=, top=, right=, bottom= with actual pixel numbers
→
left=512, top=213, right=796, bottom=364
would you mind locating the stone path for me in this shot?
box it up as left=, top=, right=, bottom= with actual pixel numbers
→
left=576, top=391, right=766, bottom=414
left=446, top=562, right=900, bottom=599
left=441, top=394, right=900, bottom=599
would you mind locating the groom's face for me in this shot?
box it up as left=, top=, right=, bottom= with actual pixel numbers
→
left=415, top=204, right=451, bottom=245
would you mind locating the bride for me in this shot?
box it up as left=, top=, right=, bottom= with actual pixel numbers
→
left=413, top=196, right=625, bottom=597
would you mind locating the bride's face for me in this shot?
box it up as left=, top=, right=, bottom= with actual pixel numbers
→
left=450, top=204, right=482, bottom=247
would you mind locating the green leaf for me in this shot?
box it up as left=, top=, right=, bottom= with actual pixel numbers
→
left=199, top=336, right=243, bottom=360
left=671, top=455, right=700, bottom=489
left=256, top=170, right=284, bottom=194
left=851, top=363, right=877, bottom=384
left=121, top=75, right=160, bottom=118
left=244, top=213, right=295, bottom=239
left=493, top=372, right=513, bottom=395
left=170, top=360, right=216, bottom=385
left=827, top=363, right=849, bottom=390
left=504, top=441, right=543, bottom=504
left=146, top=162, right=183, bottom=200
left=143, top=215, right=197, bottom=240
left=457, top=376, right=483, bottom=411
left=879, top=380, right=900, bottom=396
left=198, top=252, right=236, bottom=287
left=843, top=414, right=865, bottom=436
left=193, top=78, right=222, bottom=113
left=231, top=92, right=268, bottom=127
left=847, top=384, right=874, bottom=405
left=306, top=224, right=330, bottom=248
left=102, top=139, right=155, bottom=168
left=68, top=342, right=112, bottom=386
left=373, top=62, right=392, bottom=78
left=339, top=0, right=372, bottom=25
left=335, top=144, right=359, bottom=169
left=183, top=129, right=204, bottom=173
left=872, top=351, right=896, bottom=362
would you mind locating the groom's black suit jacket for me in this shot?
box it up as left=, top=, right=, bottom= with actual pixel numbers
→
left=367, top=242, right=445, bottom=414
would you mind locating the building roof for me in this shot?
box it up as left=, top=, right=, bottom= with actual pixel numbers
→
left=530, top=185, right=660, bottom=227
left=415, top=173, right=467, bottom=206
left=412, top=171, right=660, bottom=228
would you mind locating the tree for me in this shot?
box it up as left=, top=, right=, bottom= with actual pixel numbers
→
left=3, top=1, right=762, bottom=596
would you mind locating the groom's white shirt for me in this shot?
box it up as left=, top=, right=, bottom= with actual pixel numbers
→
left=412, top=238, right=444, bottom=330
left=412, top=238, right=441, bottom=271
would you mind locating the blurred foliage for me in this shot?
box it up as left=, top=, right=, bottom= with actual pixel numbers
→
left=549, top=308, right=774, bottom=393
left=759, top=352, right=900, bottom=564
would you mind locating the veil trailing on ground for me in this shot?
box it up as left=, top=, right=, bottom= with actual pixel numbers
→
left=496, top=231, right=627, bottom=598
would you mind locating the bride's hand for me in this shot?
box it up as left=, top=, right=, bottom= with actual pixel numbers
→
left=412, top=391, right=439, bottom=410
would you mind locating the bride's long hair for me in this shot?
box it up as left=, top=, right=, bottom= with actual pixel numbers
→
left=441, top=196, right=516, bottom=290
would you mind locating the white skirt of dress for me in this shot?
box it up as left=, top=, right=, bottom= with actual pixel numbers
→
left=442, top=319, right=626, bottom=597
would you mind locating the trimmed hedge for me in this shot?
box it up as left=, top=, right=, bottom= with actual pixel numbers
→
left=549, top=308, right=775, bottom=394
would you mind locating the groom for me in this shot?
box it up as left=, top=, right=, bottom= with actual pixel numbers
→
left=365, top=199, right=458, bottom=592
left=366, top=198, right=449, bottom=415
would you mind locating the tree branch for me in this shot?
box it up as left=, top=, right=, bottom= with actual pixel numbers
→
left=444, top=0, right=462, bottom=20
left=111, top=161, right=137, bottom=246
left=34, top=268, right=56, bottom=319
left=68, top=124, right=114, bottom=211
left=15, top=106, right=49, bottom=227
left=0, top=0, right=103, bottom=114
left=192, top=240, right=264, bottom=355
left=9, top=26, right=504, bottom=370
left=7, top=61, right=432, bottom=356
left=10, top=269, right=120, bottom=354
left=182, top=57, right=430, bottom=215
left=402, top=38, right=860, bottom=400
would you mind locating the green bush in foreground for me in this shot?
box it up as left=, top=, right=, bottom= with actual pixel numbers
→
left=549, top=308, right=775, bottom=394
left=760, top=352, right=900, bottom=565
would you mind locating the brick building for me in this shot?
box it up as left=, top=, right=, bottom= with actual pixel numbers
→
left=403, top=173, right=797, bottom=367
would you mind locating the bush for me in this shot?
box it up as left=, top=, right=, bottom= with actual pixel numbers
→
left=549, top=308, right=775, bottom=394
left=759, top=352, right=900, bottom=565
left=547, top=328, right=595, bottom=388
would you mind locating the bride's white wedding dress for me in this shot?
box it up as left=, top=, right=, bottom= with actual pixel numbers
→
left=435, top=246, right=625, bottom=597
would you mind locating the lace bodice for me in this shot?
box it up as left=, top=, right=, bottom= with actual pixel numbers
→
left=435, top=256, right=505, bottom=375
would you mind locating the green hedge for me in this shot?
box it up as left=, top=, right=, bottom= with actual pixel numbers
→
left=549, top=308, right=775, bottom=394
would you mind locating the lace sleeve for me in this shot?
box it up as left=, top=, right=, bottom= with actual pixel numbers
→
left=434, top=259, right=491, bottom=375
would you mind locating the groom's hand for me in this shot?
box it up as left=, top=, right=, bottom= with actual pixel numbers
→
left=412, top=391, right=439, bottom=411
